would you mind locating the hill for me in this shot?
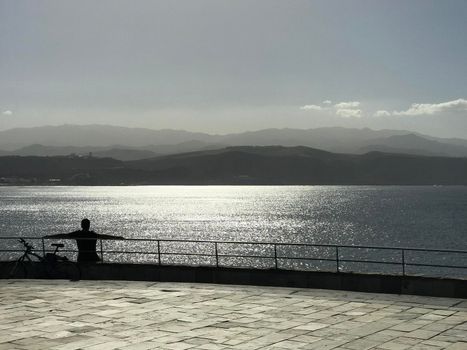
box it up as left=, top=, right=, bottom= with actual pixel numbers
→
left=0, top=142, right=221, bottom=161
left=1, top=146, right=467, bottom=185
left=359, top=134, right=467, bottom=157
left=126, top=146, right=467, bottom=185
left=0, top=156, right=125, bottom=185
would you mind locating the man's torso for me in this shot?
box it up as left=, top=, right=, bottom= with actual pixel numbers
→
left=69, top=230, right=100, bottom=262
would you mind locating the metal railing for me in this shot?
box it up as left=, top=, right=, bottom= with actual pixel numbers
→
left=1, top=237, right=467, bottom=279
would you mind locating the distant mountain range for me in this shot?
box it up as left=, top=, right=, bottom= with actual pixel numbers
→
left=1, top=146, right=467, bottom=185
left=0, top=125, right=212, bottom=149
left=0, top=124, right=467, bottom=160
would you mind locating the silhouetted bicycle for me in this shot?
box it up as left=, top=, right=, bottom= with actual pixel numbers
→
left=7, top=238, right=81, bottom=281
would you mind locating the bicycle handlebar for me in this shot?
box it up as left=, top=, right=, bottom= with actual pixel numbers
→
left=19, top=238, right=34, bottom=251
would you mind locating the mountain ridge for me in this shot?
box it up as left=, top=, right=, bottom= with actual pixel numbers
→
left=2, top=145, right=467, bottom=185
left=1, top=124, right=467, bottom=158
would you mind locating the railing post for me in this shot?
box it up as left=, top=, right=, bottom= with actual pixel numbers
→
left=215, top=242, right=219, bottom=268
left=274, top=244, right=278, bottom=269
left=41, top=238, right=45, bottom=257
left=100, top=239, right=104, bottom=263
left=401, top=249, right=405, bottom=276
left=157, top=240, right=161, bottom=266
left=336, top=246, right=340, bottom=273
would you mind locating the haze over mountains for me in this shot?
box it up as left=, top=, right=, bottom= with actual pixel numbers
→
left=1, top=125, right=467, bottom=160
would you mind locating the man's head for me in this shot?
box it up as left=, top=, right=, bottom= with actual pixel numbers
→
left=81, top=218, right=90, bottom=231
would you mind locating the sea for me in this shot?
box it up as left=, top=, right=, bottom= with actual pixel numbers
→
left=1, top=185, right=466, bottom=277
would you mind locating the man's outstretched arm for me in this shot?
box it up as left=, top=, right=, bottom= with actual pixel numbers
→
left=43, top=233, right=70, bottom=238
left=43, top=231, right=81, bottom=239
left=95, top=233, right=125, bottom=240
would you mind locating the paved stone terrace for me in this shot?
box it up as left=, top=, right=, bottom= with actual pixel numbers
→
left=0, top=280, right=466, bottom=350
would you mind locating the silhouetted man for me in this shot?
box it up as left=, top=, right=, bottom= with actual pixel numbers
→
left=44, top=219, right=124, bottom=263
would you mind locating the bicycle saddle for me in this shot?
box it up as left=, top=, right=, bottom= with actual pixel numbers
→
left=51, top=243, right=64, bottom=248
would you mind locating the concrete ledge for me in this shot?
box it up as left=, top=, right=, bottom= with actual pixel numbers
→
left=1, top=261, right=466, bottom=299
left=81, top=264, right=467, bottom=299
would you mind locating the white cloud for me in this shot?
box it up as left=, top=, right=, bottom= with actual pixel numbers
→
left=332, top=101, right=362, bottom=118
left=392, top=98, right=467, bottom=116
left=374, top=110, right=391, bottom=117
left=336, top=108, right=362, bottom=118
left=300, top=104, right=323, bottom=111
left=300, top=100, right=364, bottom=118
left=2, top=110, right=13, bottom=116
left=334, top=101, right=360, bottom=109
left=303, top=97, right=467, bottom=119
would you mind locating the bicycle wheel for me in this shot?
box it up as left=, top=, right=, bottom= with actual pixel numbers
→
left=5, top=261, right=28, bottom=279
left=46, top=261, right=81, bottom=281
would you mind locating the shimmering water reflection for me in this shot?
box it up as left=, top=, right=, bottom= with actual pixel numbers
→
left=1, top=185, right=467, bottom=249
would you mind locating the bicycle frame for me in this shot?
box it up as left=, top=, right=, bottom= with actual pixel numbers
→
left=9, top=239, right=80, bottom=280
left=16, top=249, right=44, bottom=263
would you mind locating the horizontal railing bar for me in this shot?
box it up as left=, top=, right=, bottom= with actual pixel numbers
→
left=104, top=251, right=156, bottom=254
left=339, top=259, right=402, bottom=266
left=220, top=255, right=338, bottom=262
left=2, top=236, right=467, bottom=254
left=110, top=252, right=213, bottom=257
left=103, top=252, right=337, bottom=262
left=2, top=250, right=467, bottom=265
left=406, top=262, right=467, bottom=269
left=163, top=253, right=273, bottom=259
left=100, top=252, right=467, bottom=269
left=218, top=254, right=274, bottom=259
left=277, top=257, right=338, bottom=262
left=103, top=252, right=342, bottom=263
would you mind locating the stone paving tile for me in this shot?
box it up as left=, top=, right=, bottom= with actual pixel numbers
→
left=0, top=280, right=467, bottom=349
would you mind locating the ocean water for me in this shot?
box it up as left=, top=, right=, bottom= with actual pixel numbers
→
left=1, top=186, right=467, bottom=276
left=1, top=185, right=466, bottom=247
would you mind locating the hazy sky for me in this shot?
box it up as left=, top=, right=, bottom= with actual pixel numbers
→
left=1, top=0, right=466, bottom=137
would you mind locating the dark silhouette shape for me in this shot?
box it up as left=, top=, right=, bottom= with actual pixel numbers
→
left=44, top=219, right=124, bottom=263
left=8, top=238, right=81, bottom=280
